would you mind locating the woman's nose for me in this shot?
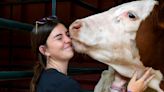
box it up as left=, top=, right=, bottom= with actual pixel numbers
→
left=64, top=35, right=72, bottom=43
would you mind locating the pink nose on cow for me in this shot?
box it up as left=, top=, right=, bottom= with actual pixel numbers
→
left=70, top=20, right=82, bottom=31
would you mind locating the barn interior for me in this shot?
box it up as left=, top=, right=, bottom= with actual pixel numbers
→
left=0, top=0, right=164, bottom=92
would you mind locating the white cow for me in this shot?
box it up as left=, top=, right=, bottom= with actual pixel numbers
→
left=69, top=0, right=163, bottom=92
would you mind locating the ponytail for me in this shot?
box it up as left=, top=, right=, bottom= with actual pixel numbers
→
left=30, top=53, right=46, bottom=92
left=30, top=63, right=42, bottom=92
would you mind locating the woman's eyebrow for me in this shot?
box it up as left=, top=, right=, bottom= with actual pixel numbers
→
left=54, top=34, right=62, bottom=38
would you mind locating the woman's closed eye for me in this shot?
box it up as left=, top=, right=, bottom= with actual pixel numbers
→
left=55, top=34, right=62, bottom=40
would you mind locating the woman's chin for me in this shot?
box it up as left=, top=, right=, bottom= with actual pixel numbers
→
left=66, top=50, right=74, bottom=59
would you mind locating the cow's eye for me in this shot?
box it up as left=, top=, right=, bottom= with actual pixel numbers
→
left=128, top=12, right=137, bottom=20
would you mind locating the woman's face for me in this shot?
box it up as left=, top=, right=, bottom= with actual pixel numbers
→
left=44, top=23, right=74, bottom=61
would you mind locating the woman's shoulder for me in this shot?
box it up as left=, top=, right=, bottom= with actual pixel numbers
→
left=39, top=69, right=68, bottom=84
left=38, top=68, right=81, bottom=86
left=37, top=68, right=81, bottom=92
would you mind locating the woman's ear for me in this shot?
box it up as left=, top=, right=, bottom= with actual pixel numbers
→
left=39, top=45, right=50, bottom=56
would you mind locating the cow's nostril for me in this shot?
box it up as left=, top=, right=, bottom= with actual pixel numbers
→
left=72, top=21, right=82, bottom=30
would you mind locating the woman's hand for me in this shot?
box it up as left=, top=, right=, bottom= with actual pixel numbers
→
left=127, top=68, right=155, bottom=92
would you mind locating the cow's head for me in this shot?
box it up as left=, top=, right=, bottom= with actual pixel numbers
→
left=69, top=0, right=158, bottom=62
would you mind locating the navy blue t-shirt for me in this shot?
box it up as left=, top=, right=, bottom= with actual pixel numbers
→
left=37, top=69, right=82, bottom=92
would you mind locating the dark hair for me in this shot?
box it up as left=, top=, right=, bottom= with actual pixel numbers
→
left=30, top=16, right=62, bottom=92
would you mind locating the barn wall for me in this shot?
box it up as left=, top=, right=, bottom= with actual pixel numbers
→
left=0, top=0, right=163, bottom=92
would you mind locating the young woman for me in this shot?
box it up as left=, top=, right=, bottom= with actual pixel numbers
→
left=30, top=16, right=154, bottom=92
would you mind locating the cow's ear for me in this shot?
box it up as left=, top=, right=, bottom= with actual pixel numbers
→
left=140, top=0, right=158, bottom=20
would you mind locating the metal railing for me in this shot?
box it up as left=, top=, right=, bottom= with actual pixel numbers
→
left=0, top=67, right=105, bottom=80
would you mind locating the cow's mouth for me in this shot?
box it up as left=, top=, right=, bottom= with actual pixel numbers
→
left=71, top=38, right=90, bottom=53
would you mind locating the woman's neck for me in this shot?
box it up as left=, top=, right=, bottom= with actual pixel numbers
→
left=46, top=58, right=69, bottom=75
